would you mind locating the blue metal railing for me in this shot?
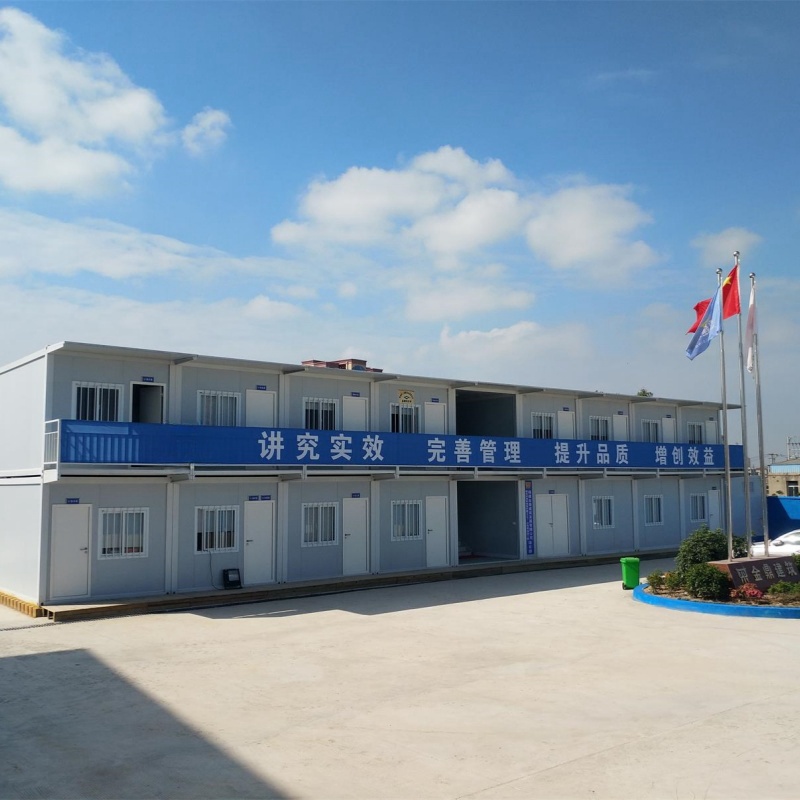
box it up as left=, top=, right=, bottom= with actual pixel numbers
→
left=52, top=419, right=745, bottom=472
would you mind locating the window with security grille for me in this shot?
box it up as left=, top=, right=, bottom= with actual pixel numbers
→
left=99, top=508, right=148, bottom=558
left=787, top=481, right=799, bottom=498
left=74, top=382, right=122, bottom=421
left=592, top=496, right=613, bottom=528
left=642, top=420, right=661, bottom=443
left=195, top=506, right=238, bottom=552
left=304, top=398, right=337, bottom=430
left=531, top=412, right=555, bottom=439
left=391, top=500, right=422, bottom=540
left=390, top=403, right=420, bottom=433
left=302, top=503, right=337, bottom=546
left=644, top=495, right=664, bottom=525
left=687, top=423, right=704, bottom=445
left=690, top=493, right=707, bottom=522
left=197, top=391, right=240, bottom=426
left=589, top=416, right=610, bottom=441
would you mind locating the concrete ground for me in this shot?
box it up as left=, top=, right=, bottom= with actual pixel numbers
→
left=1, top=558, right=798, bottom=800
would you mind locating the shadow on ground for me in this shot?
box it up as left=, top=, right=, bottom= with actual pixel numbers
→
left=0, top=649, right=285, bottom=799
left=192, top=556, right=676, bottom=621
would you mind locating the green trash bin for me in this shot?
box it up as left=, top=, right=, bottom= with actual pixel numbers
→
left=620, top=557, right=640, bottom=590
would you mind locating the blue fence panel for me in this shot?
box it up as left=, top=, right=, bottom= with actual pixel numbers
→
left=59, top=420, right=744, bottom=471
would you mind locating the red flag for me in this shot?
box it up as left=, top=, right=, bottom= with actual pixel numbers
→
left=687, top=298, right=711, bottom=334
left=721, top=264, right=740, bottom=319
left=687, top=265, right=741, bottom=333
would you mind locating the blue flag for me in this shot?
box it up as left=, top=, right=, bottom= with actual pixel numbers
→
left=686, top=285, right=722, bottom=360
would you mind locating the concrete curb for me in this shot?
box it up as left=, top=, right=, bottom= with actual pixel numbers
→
left=632, top=582, right=800, bottom=618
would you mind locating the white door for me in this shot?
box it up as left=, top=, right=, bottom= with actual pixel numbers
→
left=705, top=420, right=718, bottom=444
left=342, top=396, right=368, bottom=431
left=51, top=504, right=91, bottom=599
left=425, top=496, right=449, bottom=567
left=708, top=489, right=721, bottom=530
left=535, top=494, right=570, bottom=557
left=246, top=390, right=276, bottom=428
left=661, top=417, right=676, bottom=443
left=424, top=402, right=447, bottom=434
left=612, top=414, right=629, bottom=441
left=557, top=410, right=575, bottom=439
left=243, top=501, right=275, bottom=585
left=342, top=497, right=369, bottom=575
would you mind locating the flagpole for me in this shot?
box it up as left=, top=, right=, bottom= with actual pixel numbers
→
left=733, top=252, right=752, bottom=556
left=750, top=272, right=770, bottom=556
left=716, top=267, right=734, bottom=561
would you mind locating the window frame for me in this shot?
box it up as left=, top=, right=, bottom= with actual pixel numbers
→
left=687, top=422, right=704, bottom=445
left=98, top=507, right=148, bottom=559
left=531, top=412, right=555, bottom=440
left=195, top=506, right=238, bottom=553
left=390, top=403, right=420, bottom=434
left=391, top=500, right=422, bottom=541
left=302, top=502, right=338, bottom=547
left=689, top=493, right=707, bottom=523
left=643, top=494, right=664, bottom=526
left=641, top=420, right=661, bottom=443
left=197, top=390, right=241, bottom=427
left=592, top=496, right=614, bottom=528
left=73, top=381, right=123, bottom=422
left=303, top=397, right=338, bottom=431
left=589, top=416, right=611, bottom=441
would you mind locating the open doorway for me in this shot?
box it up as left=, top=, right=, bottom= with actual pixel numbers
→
left=456, top=481, right=519, bottom=562
left=131, top=383, right=165, bottom=423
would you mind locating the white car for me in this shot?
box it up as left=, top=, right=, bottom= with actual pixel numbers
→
left=750, top=530, right=800, bottom=557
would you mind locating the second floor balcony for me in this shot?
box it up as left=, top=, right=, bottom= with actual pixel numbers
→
left=44, top=419, right=745, bottom=475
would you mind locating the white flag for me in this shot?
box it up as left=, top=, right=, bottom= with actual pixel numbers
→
left=745, top=282, right=757, bottom=374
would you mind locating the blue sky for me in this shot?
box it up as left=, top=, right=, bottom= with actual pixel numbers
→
left=1, top=2, right=798, bottom=460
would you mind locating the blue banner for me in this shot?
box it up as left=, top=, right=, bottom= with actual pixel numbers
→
left=59, top=420, right=744, bottom=471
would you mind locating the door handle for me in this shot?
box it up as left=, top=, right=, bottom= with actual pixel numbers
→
left=345, top=533, right=351, bottom=538
left=80, top=547, right=88, bottom=552
left=245, top=539, right=254, bottom=544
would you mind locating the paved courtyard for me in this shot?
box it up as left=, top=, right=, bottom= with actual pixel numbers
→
left=1, top=558, right=798, bottom=799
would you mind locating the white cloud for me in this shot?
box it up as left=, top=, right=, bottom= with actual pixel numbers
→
left=182, top=107, right=231, bottom=157
left=525, top=183, right=657, bottom=280
left=409, top=189, right=530, bottom=262
left=437, top=320, right=591, bottom=370
left=691, top=227, right=762, bottom=267
left=0, top=209, right=297, bottom=280
left=588, top=69, right=657, bottom=88
left=0, top=283, right=308, bottom=366
left=273, top=149, right=659, bottom=285
left=0, top=8, right=227, bottom=195
left=338, top=281, right=358, bottom=298
left=0, top=127, right=131, bottom=195
left=242, top=294, right=302, bottom=321
left=272, top=166, right=446, bottom=246
left=405, top=278, right=532, bottom=322
left=410, top=145, right=514, bottom=189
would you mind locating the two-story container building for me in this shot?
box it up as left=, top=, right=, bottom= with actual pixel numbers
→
left=0, top=341, right=748, bottom=607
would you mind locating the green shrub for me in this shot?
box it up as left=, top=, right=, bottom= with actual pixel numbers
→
left=732, top=535, right=748, bottom=558
left=664, top=571, right=683, bottom=592
left=768, top=581, right=796, bottom=595
left=647, top=570, right=665, bottom=591
left=675, top=526, right=745, bottom=574
left=676, top=526, right=728, bottom=574
left=767, top=581, right=800, bottom=602
left=684, top=563, right=732, bottom=601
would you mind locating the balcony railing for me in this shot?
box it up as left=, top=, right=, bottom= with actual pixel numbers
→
left=46, top=419, right=745, bottom=472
